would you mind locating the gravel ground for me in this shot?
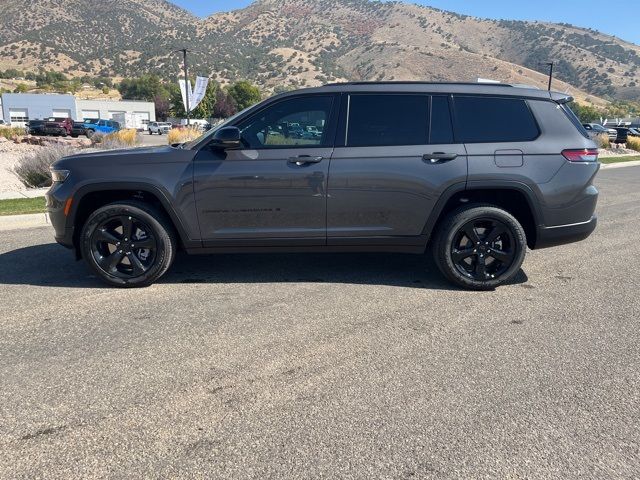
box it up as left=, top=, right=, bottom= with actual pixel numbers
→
left=0, top=166, right=639, bottom=479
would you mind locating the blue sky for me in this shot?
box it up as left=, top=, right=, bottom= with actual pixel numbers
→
left=169, top=0, right=640, bottom=45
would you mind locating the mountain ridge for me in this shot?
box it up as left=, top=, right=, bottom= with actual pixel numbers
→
left=1, top=0, right=638, bottom=104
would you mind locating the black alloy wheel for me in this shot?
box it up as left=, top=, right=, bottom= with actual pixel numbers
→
left=450, top=218, right=516, bottom=281
left=90, top=215, right=157, bottom=279
left=432, top=205, right=527, bottom=290
left=81, top=201, right=176, bottom=287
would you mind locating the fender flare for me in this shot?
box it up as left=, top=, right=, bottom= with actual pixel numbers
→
left=68, top=181, right=197, bottom=248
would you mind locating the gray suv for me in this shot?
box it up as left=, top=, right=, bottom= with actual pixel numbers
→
left=46, top=82, right=599, bottom=290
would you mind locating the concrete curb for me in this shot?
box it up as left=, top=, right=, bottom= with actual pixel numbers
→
left=0, top=213, right=50, bottom=231
left=601, top=160, right=640, bottom=169
left=0, top=188, right=49, bottom=200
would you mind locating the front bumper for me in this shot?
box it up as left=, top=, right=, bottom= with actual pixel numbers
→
left=535, top=215, right=597, bottom=249
left=45, top=182, right=74, bottom=249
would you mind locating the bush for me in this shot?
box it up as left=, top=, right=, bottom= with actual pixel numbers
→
left=168, top=126, right=201, bottom=144
left=13, top=144, right=78, bottom=188
left=0, top=126, right=26, bottom=139
left=627, top=136, right=640, bottom=152
left=595, top=133, right=610, bottom=149
left=95, top=129, right=140, bottom=149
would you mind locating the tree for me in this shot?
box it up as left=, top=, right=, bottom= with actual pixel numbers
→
left=154, top=93, right=171, bottom=121
left=13, top=83, right=28, bottom=93
left=227, top=81, right=262, bottom=110
left=212, top=89, right=238, bottom=119
left=118, top=75, right=166, bottom=101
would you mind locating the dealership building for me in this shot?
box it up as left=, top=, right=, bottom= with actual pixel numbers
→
left=0, top=93, right=155, bottom=128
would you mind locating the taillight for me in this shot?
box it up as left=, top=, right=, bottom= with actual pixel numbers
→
left=562, top=149, right=599, bottom=162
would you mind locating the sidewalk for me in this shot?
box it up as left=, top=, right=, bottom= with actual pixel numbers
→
left=0, top=188, right=49, bottom=200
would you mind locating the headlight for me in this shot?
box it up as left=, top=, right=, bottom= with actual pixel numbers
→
left=51, top=169, right=70, bottom=183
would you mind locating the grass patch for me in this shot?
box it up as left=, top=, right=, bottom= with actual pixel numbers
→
left=0, top=197, right=46, bottom=216
left=599, top=155, right=640, bottom=164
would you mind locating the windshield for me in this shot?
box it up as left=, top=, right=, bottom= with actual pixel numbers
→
left=184, top=105, right=255, bottom=150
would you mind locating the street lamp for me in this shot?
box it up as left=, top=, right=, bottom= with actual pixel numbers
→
left=540, top=62, right=554, bottom=91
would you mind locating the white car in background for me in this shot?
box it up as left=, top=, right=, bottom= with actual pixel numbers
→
left=148, top=122, right=172, bottom=135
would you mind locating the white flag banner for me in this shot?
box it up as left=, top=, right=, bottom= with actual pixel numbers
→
left=190, top=76, right=209, bottom=111
left=179, top=76, right=209, bottom=113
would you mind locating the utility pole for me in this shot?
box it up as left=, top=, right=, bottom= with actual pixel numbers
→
left=543, top=62, right=554, bottom=91
left=175, top=48, right=190, bottom=126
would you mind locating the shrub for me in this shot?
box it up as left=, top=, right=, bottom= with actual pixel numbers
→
left=96, top=129, right=140, bottom=149
left=627, top=136, right=640, bottom=152
left=13, top=144, right=78, bottom=188
left=168, top=126, right=201, bottom=144
left=0, top=126, right=26, bottom=139
left=595, top=133, right=610, bottom=149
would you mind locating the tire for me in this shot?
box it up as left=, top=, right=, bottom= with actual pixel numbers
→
left=86, top=129, right=94, bottom=139
left=149, top=130, right=153, bottom=135
left=432, top=205, right=526, bottom=290
left=80, top=201, right=177, bottom=288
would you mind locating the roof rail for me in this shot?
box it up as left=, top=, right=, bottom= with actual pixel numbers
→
left=323, top=81, right=515, bottom=88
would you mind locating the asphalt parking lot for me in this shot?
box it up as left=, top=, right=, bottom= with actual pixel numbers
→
left=1, top=166, right=639, bottom=479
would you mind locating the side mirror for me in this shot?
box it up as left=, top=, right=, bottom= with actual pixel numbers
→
left=210, top=126, right=241, bottom=149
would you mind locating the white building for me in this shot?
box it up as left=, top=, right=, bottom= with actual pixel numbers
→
left=76, top=99, right=155, bottom=128
left=0, top=93, right=156, bottom=129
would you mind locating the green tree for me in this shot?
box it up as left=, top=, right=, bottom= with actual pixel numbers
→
left=227, top=81, right=262, bottom=110
left=13, top=83, right=28, bottom=93
left=118, top=75, right=166, bottom=101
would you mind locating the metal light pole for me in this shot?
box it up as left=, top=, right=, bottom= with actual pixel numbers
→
left=175, top=48, right=190, bottom=126
left=542, top=62, right=554, bottom=91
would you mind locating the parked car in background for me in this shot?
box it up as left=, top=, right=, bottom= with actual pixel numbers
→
left=26, top=119, right=46, bottom=136
left=627, top=127, right=640, bottom=137
left=43, top=117, right=73, bottom=137
left=148, top=122, right=172, bottom=135
left=83, top=119, right=120, bottom=138
left=0, top=119, right=7, bottom=127
left=71, top=121, right=86, bottom=138
left=48, top=82, right=600, bottom=290
left=582, top=123, right=617, bottom=140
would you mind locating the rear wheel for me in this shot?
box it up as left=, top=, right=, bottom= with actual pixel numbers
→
left=86, top=129, right=95, bottom=139
left=432, top=205, right=526, bottom=290
left=80, top=202, right=176, bottom=288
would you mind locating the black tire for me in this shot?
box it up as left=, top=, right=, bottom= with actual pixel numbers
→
left=149, top=129, right=153, bottom=135
left=432, top=205, right=526, bottom=290
left=80, top=201, right=177, bottom=288
left=86, top=129, right=94, bottom=139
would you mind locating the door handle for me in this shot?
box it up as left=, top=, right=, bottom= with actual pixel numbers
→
left=288, top=155, right=324, bottom=166
left=423, top=152, right=458, bottom=164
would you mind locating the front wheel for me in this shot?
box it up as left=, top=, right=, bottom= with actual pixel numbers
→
left=432, top=205, right=526, bottom=290
left=80, top=202, right=177, bottom=288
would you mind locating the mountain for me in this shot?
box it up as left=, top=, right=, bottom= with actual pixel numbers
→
left=1, top=0, right=639, bottom=104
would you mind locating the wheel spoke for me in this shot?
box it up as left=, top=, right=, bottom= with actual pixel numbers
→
left=463, top=226, right=481, bottom=244
left=486, top=225, right=507, bottom=244
left=452, top=248, right=475, bottom=262
left=99, top=250, right=125, bottom=273
left=133, top=237, right=155, bottom=249
left=489, top=248, right=512, bottom=263
left=95, top=228, right=121, bottom=245
left=120, top=216, right=134, bottom=240
left=127, top=252, right=147, bottom=275
left=475, top=255, right=487, bottom=278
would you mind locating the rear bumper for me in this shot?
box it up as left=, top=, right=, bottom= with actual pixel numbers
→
left=534, top=215, right=597, bottom=249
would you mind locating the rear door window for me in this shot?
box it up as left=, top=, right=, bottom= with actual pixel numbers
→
left=347, top=94, right=429, bottom=147
left=430, top=96, right=454, bottom=144
left=452, top=96, right=539, bottom=143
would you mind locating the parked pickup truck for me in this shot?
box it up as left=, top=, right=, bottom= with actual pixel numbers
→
left=44, top=117, right=73, bottom=137
left=83, top=119, right=120, bottom=138
left=148, top=121, right=172, bottom=135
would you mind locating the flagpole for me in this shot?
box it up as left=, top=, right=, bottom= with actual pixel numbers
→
left=175, top=48, right=190, bottom=126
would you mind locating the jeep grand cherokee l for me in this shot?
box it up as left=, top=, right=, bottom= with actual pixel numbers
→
left=46, top=82, right=599, bottom=290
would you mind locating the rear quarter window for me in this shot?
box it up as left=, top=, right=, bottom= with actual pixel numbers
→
left=452, top=96, right=539, bottom=143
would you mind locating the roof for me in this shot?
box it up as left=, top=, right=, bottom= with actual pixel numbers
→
left=278, top=81, right=570, bottom=102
